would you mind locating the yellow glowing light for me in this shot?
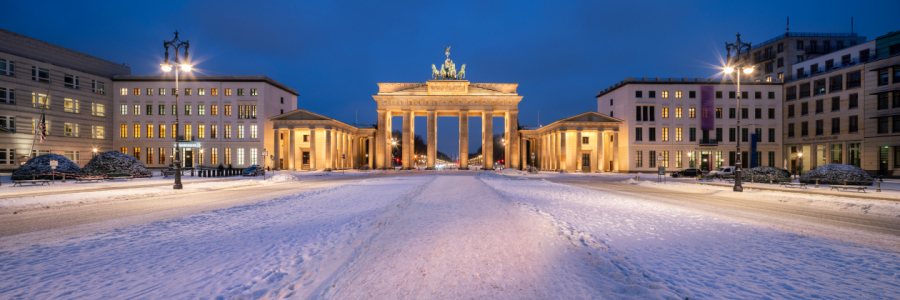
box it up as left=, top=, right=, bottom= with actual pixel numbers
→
left=743, top=67, right=754, bottom=74
left=723, top=67, right=734, bottom=74
left=181, top=64, right=192, bottom=72
left=161, top=64, right=172, bottom=72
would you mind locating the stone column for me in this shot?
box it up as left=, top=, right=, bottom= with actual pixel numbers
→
left=575, top=130, right=583, bottom=172
left=612, top=131, right=619, bottom=172
left=273, top=128, right=281, bottom=170
left=427, top=110, right=436, bottom=169
left=483, top=111, right=494, bottom=170
left=367, top=137, right=374, bottom=168
left=309, top=127, right=317, bottom=170
left=288, top=128, right=296, bottom=170
left=549, top=132, right=556, bottom=170
left=324, top=129, right=332, bottom=170
left=401, top=110, right=413, bottom=169
left=508, top=111, right=519, bottom=169
left=561, top=131, right=570, bottom=172
left=504, top=112, right=511, bottom=169
left=376, top=110, right=388, bottom=169
left=459, top=111, right=469, bottom=170
left=599, top=131, right=607, bottom=172
left=520, top=137, right=528, bottom=169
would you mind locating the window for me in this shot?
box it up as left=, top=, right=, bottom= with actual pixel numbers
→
left=120, top=88, right=127, bottom=96
left=675, top=127, right=683, bottom=142
left=831, top=97, right=840, bottom=111
left=211, top=88, right=218, bottom=96
left=829, top=75, right=842, bottom=92
left=878, top=117, right=889, bottom=134
left=813, top=79, right=826, bottom=95
left=878, top=93, right=889, bottom=110
left=689, top=127, right=696, bottom=142
left=225, top=88, right=232, bottom=96
left=796, top=40, right=804, bottom=50
left=788, top=123, right=795, bottom=138
left=849, top=116, right=858, bottom=133
left=729, top=108, right=736, bottom=119
left=729, top=127, right=736, bottom=142
left=826, top=59, right=835, bottom=70
left=225, top=124, right=232, bottom=139
left=133, top=88, right=139, bottom=96
left=729, top=91, right=736, bottom=99
left=649, top=151, right=656, bottom=168
left=159, top=148, right=166, bottom=164
left=716, top=128, right=723, bottom=142
left=661, top=107, right=669, bottom=118
left=715, top=91, right=722, bottom=99
left=0, top=58, right=14, bottom=76
left=185, top=88, right=192, bottom=96
left=786, top=86, right=796, bottom=101
left=184, top=124, right=192, bottom=141
left=146, top=88, right=153, bottom=95
left=777, top=57, right=784, bottom=67
left=895, top=92, right=900, bottom=108
left=198, top=104, right=205, bottom=115
left=815, top=99, right=823, bottom=114
left=755, top=108, right=762, bottom=119
left=185, top=104, right=191, bottom=115
left=199, top=88, right=205, bottom=96
left=741, top=108, right=748, bottom=119
left=147, top=124, right=154, bottom=138
left=210, top=148, right=217, bottom=165
left=675, top=91, right=682, bottom=98
left=250, top=88, right=258, bottom=96
left=635, top=151, right=642, bottom=168
left=120, top=148, right=127, bottom=154
left=895, top=117, right=900, bottom=133
left=768, top=108, right=775, bottom=119
left=147, top=148, right=153, bottom=164
left=895, top=67, right=900, bottom=84
left=250, top=124, right=257, bottom=139
left=815, top=120, right=823, bottom=136
left=225, top=148, right=232, bottom=165
left=211, top=124, right=217, bottom=139
left=281, top=97, right=284, bottom=104
left=64, top=98, right=79, bottom=113
left=238, top=125, right=245, bottom=139
left=661, top=91, right=668, bottom=98
left=674, top=151, right=683, bottom=168
left=799, top=83, right=810, bottom=98
left=224, top=105, right=232, bottom=116
left=0, top=87, right=14, bottom=104
left=64, top=74, right=79, bottom=89
left=755, top=128, right=762, bottom=142
left=688, top=107, right=696, bottom=118
left=742, top=91, right=748, bottom=99
left=93, top=126, right=104, bottom=139
left=251, top=148, right=258, bottom=165
left=849, top=93, right=858, bottom=109
left=134, top=148, right=141, bottom=160
left=159, top=88, right=166, bottom=96
left=801, top=121, right=809, bottom=136
left=172, top=124, right=177, bottom=139
left=32, top=93, right=49, bottom=109
left=741, top=128, right=748, bottom=142
left=160, top=124, right=166, bottom=138
left=831, top=117, right=840, bottom=135
left=198, top=124, right=205, bottom=139
left=847, top=71, right=861, bottom=89
left=211, top=105, right=218, bottom=115
left=801, top=102, right=808, bottom=115
left=132, top=104, right=139, bottom=116
left=146, top=104, right=152, bottom=115
left=778, top=72, right=784, bottom=81
left=237, top=88, right=244, bottom=96
left=879, top=69, right=889, bottom=86
left=635, top=91, right=642, bottom=98
left=159, top=104, right=165, bottom=115
left=0, top=116, right=14, bottom=133
left=172, top=88, right=177, bottom=96
left=768, top=128, right=775, bottom=142
left=689, top=91, right=696, bottom=98
left=134, top=124, right=141, bottom=138
left=754, top=91, right=761, bottom=99
left=171, top=104, right=176, bottom=115
left=788, top=105, right=795, bottom=118
left=715, top=108, right=722, bottom=119
left=675, top=107, right=682, bottom=119
left=32, top=66, right=49, bottom=83
left=582, top=136, right=589, bottom=144
left=797, top=55, right=804, bottom=63
left=661, top=127, right=668, bottom=142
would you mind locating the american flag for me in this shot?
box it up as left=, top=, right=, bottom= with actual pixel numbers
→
left=39, top=113, right=46, bottom=143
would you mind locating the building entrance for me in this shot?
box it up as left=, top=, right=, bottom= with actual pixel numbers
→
left=184, top=149, right=193, bottom=168
left=701, top=152, right=710, bottom=172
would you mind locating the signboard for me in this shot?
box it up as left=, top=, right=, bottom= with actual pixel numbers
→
left=658, top=166, right=665, bottom=175
left=173, top=142, right=202, bottom=148
left=342, top=154, right=346, bottom=159
left=750, top=133, right=757, bottom=168
left=700, top=85, right=714, bottom=131
left=657, top=155, right=663, bottom=161
left=49, top=160, right=58, bottom=170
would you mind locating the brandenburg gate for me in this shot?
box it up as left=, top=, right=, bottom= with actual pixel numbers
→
left=373, top=47, right=522, bottom=170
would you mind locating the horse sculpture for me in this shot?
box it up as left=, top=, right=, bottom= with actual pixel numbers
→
left=432, top=64, right=440, bottom=79
left=458, top=64, right=466, bottom=79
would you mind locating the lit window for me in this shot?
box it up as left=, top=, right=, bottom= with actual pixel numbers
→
left=120, top=104, right=127, bottom=115
left=147, top=88, right=153, bottom=95
left=662, top=127, right=669, bottom=142
left=675, top=91, right=682, bottom=99
left=64, top=123, right=78, bottom=137
left=147, top=124, right=154, bottom=138
left=185, top=124, right=192, bottom=141
left=238, top=125, right=244, bottom=139
left=134, top=124, right=141, bottom=138
left=225, top=124, right=232, bottom=139
left=159, top=88, right=166, bottom=96
left=661, top=91, right=669, bottom=98
left=225, top=88, right=232, bottom=96
left=32, top=93, right=50, bottom=109
left=675, top=107, right=682, bottom=119
left=211, top=88, right=218, bottom=96
left=91, top=81, right=105, bottom=94
left=237, top=148, right=245, bottom=165
left=198, top=88, right=205, bottom=96
left=250, top=124, right=257, bottom=139
left=688, top=107, right=696, bottom=118
left=198, top=104, right=205, bottom=115
left=120, top=88, right=128, bottom=95
left=237, top=89, right=244, bottom=96
left=676, top=127, right=683, bottom=141
left=93, top=126, right=104, bottom=139
left=185, top=88, right=192, bottom=96
left=133, top=88, right=139, bottom=96
left=198, top=124, right=205, bottom=139
left=250, top=88, right=257, bottom=96
left=211, top=105, right=218, bottom=115
left=132, top=104, right=139, bottom=116
left=64, top=98, right=79, bottom=113
left=661, top=107, right=669, bottom=118
left=251, top=148, right=257, bottom=165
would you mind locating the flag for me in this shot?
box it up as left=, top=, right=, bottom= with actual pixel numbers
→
left=39, top=113, right=46, bottom=143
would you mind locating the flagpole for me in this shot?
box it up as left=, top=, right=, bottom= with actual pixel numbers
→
left=28, top=82, right=51, bottom=160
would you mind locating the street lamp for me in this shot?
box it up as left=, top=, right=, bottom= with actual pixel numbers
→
left=261, top=149, right=268, bottom=180
left=797, top=152, right=803, bottom=177
left=92, top=148, right=98, bottom=158
left=724, top=32, right=753, bottom=192
left=161, top=31, right=192, bottom=190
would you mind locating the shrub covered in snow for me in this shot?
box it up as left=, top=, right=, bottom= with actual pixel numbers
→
left=800, top=164, right=873, bottom=185
left=12, top=154, right=82, bottom=179
left=267, top=173, right=298, bottom=183
left=82, top=151, right=151, bottom=176
left=741, top=166, right=791, bottom=183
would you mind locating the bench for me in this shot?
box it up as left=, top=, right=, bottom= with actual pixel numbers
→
left=780, top=182, right=807, bottom=189
left=76, top=176, right=106, bottom=183
left=830, top=185, right=867, bottom=193
left=106, top=173, right=134, bottom=181
left=12, top=179, right=52, bottom=187
left=162, top=170, right=177, bottom=178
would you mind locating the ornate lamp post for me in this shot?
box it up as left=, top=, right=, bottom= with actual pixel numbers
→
left=161, top=31, right=192, bottom=190
left=724, top=33, right=754, bottom=192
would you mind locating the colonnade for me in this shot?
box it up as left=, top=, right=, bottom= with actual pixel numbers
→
left=272, top=126, right=374, bottom=171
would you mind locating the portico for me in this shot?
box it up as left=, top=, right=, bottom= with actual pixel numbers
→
left=520, top=112, right=622, bottom=173
left=270, top=109, right=375, bottom=171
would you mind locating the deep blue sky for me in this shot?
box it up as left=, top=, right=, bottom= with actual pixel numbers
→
left=4, top=0, right=898, bottom=156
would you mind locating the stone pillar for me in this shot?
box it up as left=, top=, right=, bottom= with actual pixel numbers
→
left=549, top=132, right=556, bottom=170
left=483, top=111, right=493, bottom=170
left=508, top=111, right=519, bottom=169
left=575, top=130, right=583, bottom=172
left=288, top=128, right=296, bottom=170
left=273, top=128, right=281, bottom=170
left=376, top=110, right=388, bottom=169
left=612, top=131, right=619, bottom=172
left=599, top=131, right=607, bottom=172
left=810, top=144, right=818, bottom=170
left=367, top=137, right=374, bottom=168
left=325, top=129, right=332, bottom=170
left=402, top=110, right=413, bottom=169
left=520, top=137, right=528, bottom=169
left=459, top=111, right=469, bottom=170
left=309, top=128, right=317, bottom=170
left=427, top=110, right=436, bottom=169
left=504, top=112, right=511, bottom=169
left=561, top=131, right=570, bottom=172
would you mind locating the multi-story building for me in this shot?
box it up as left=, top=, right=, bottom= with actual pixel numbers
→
left=596, top=77, right=783, bottom=173
left=781, top=41, right=875, bottom=174
left=111, top=75, right=298, bottom=169
left=732, top=30, right=865, bottom=83
left=862, top=31, right=900, bottom=176
left=0, top=29, right=130, bottom=170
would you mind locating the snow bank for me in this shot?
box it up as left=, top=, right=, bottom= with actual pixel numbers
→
left=12, top=154, right=81, bottom=179
left=266, top=173, right=298, bottom=182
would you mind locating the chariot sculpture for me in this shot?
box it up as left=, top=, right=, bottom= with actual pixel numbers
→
left=431, top=46, right=466, bottom=80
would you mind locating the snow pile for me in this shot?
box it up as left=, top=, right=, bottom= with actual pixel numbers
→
left=12, top=154, right=82, bottom=179
left=800, top=164, right=873, bottom=185
left=82, top=151, right=151, bottom=176
left=266, top=173, right=298, bottom=183
left=742, top=166, right=791, bottom=182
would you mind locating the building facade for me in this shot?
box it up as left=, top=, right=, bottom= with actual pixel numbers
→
left=596, top=78, right=784, bottom=173
left=862, top=31, right=900, bottom=176
left=0, top=29, right=131, bottom=170
left=519, top=112, right=622, bottom=172
left=270, top=109, right=375, bottom=171
left=111, top=75, right=297, bottom=169
left=732, top=30, right=865, bottom=83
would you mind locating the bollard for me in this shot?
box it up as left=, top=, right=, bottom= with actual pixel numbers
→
left=877, top=181, right=881, bottom=192
left=815, top=179, right=819, bottom=188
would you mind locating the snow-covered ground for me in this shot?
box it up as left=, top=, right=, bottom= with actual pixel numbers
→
left=1, top=173, right=898, bottom=299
